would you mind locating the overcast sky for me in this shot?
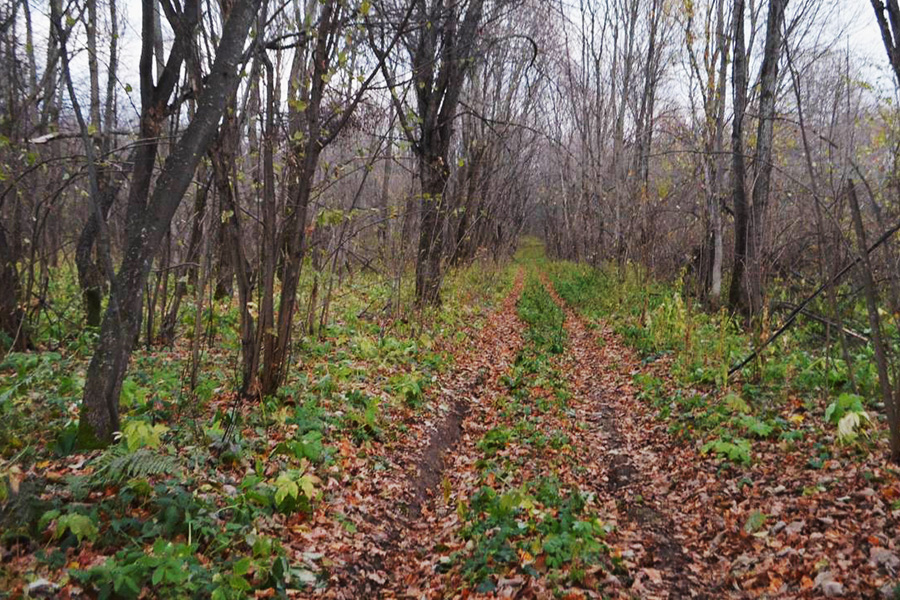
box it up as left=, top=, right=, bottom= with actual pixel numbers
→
left=20, top=0, right=900, bottom=128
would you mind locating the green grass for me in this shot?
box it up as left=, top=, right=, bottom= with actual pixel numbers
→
left=546, top=259, right=884, bottom=467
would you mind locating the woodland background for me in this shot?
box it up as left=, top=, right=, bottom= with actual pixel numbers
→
left=4, top=0, right=900, bottom=595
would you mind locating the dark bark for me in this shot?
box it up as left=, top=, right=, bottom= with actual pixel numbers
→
left=159, top=174, right=210, bottom=346
left=75, top=0, right=120, bottom=328
left=872, top=0, right=900, bottom=86
left=260, top=0, right=401, bottom=395
left=728, top=0, right=749, bottom=312
left=0, top=223, right=28, bottom=350
left=78, top=0, right=261, bottom=447
left=257, top=48, right=277, bottom=397
left=848, top=181, right=900, bottom=464
left=730, top=0, right=787, bottom=315
left=211, top=99, right=258, bottom=396
left=214, top=219, right=236, bottom=300
left=379, top=125, right=394, bottom=257
left=75, top=177, right=119, bottom=327
left=260, top=1, right=335, bottom=396
left=745, top=0, right=787, bottom=315
left=408, top=0, right=486, bottom=305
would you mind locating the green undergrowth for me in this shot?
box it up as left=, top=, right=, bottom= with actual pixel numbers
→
left=0, top=257, right=515, bottom=596
left=450, top=274, right=619, bottom=593
left=547, top=260, right=884, bottom=468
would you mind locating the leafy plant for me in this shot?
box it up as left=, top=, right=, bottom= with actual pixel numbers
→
left=40, top=510, right=98, bottom=544
left=825, top=393, right=871, bottom=444
left=89, top=446, right=178, bottom=487
left=389, top=371, right=429, bottom=407
left=119, top=419, right=169, bottom=451
left=735, top=415, right=775, bottom=438
left=273, top=466, right=319, bottom=514
left=701, top=436, right=752, bottom=465
left=343, top=392, right=381, bottom=443
left=836, top=410, right=871, bottom=444
left=477, top=427, right=513, bottom=457
left=456, top=479, right=610, bottom=590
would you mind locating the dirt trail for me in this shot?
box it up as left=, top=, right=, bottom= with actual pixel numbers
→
left=321, top=271, right=900, bottom=598
left=543, top=277, right=715, bottom=599
left=327, top=271, right=722, bottom=598
left=378, top=270, right=528, bottom=596
left=325, top=270, right=527, bottom=598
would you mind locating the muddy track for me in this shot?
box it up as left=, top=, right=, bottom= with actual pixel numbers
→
left=542, top=275, right=709, bottom=599
left=328, top=270, right=526, bottom=598
left=406, top=365, right=490, bottom=518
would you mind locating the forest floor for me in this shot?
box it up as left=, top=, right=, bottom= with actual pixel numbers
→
left=320, top=267, right=900, bottom=598
left=2, top=252, right=900, bottom=598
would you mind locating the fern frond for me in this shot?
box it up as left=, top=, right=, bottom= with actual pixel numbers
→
left=89, top=447, right=178, bottom=486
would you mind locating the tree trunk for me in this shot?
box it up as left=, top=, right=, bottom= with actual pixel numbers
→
left=211, top=101, right=258, bottom=396
left=415, top=154, right=447, bottom=305
left=408, top=0, right=486, bottom=305
left=379, top=125, right=394, bottom=259
left=728, top=0, right=749, bottom=313
left=78, top=0, right=261, bottom=447
left=745, top=0, right=787, bottom=315
left=261, top=145, right=320, bottom=395
left=261, top=0, right=342, bottom=396
left=159, top=174, right=210, bottom=345
left=76, top=179, right=119, bottom=327
left=0, top=223, right=28, bottom=350
left=257, top=49, right=277, bottom=396
left=848, top=180, right=900, bottom=464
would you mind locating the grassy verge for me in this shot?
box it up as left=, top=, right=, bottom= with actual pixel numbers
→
left=547, top=260, right=888, bottom=468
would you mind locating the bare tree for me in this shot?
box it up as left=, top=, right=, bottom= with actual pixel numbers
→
left=77, top=0, right=262, bottom=446
left=377, top=0, right=487, bottom=305
left=730, top=0, right=787, bottom=316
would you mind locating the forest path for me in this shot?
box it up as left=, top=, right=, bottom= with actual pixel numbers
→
left=543, top=276, right=717, bottom=598
left=325, top=269, right=528, bottom=598
left=320, top=266, right=900, bottom=599
left=327, top=269, right=725, bottom=598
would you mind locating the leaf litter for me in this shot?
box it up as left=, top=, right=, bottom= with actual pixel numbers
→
left=3, top=263, right=900, bottom=599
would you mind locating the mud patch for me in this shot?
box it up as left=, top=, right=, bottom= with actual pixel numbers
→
left=608, top=455, right=638, bottom=491
left=407, top=395, right=469, bottom=517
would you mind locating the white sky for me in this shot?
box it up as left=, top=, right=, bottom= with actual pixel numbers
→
left=16, top=0, right=899, bottom=128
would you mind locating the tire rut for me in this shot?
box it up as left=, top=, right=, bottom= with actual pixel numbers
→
left=328, top=270, right=526, bottom=598
left=543, top=276, right=708, bottom=599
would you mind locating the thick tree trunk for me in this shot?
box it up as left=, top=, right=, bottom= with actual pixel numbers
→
left=408, top=0, right=486, bottom=304
left=79, top=246, right=146, bottom=447
left=415, top=155, right=447, bottom=305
